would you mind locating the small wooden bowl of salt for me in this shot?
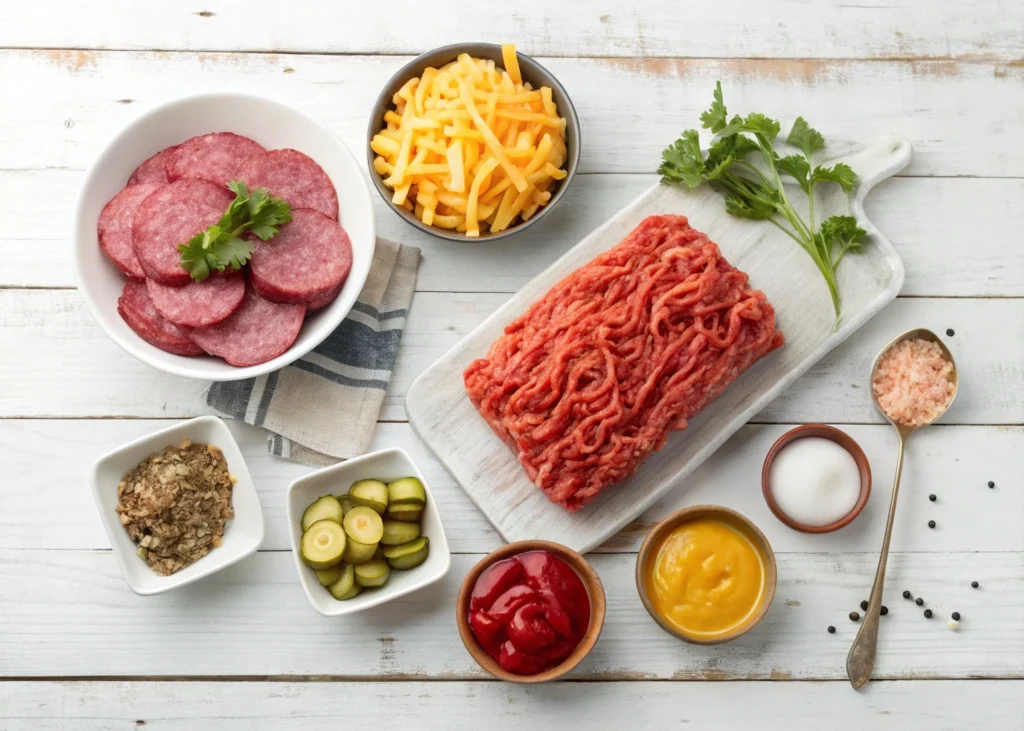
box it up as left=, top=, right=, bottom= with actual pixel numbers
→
left=761, top=424, right=872, bottom=533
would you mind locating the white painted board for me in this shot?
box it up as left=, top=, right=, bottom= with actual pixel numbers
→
left=407, top=136, right=910, bottom=552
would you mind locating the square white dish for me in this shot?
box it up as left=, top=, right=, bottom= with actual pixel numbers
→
left=407, top=135, right=911, bottom=553
left=286, top=447, right=451, bottom=617
left=90, top=415, right=264, bottom=595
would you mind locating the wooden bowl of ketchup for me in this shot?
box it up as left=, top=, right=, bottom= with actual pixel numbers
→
left=456, top=540, right=606, bottom=683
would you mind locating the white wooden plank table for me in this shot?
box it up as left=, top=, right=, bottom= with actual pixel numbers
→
left=1, top=2, right=1022, bottom=728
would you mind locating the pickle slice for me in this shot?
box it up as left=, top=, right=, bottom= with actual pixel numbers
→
left=327, top=563, right=356, bottom=599
left=381, top=519, right=421, bottom=546
left=300, top=520, right=347, bottom=569
left=337, top=495, right=358, bottom=515
left=314, top=565, right=344, bottom=586
left=382, top=537, right=430, bottom=570
left=387, top=477, right=427, bottom=507
left=301, top=495, right=344, bottom=531
left=354, top=558, right=390, bottom=587
left=343, top=506, right=384, bottom=544
left=348, top=479, right=388, bottom=515
left=337, top=584, right=362, bottom=600
left=343, top=536, right=378, bottom=565
left=387, top=504, right=423, bottom=523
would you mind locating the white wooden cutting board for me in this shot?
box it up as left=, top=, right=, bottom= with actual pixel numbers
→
left=407, top=135, right=911, bottom=553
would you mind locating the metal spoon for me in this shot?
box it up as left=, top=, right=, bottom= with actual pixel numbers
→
left=847, top=328, right=958, bottom=690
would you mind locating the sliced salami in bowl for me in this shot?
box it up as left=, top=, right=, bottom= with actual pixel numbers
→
left=166, top=132, right=266, bottom=185
left=146, top=273, right=246, bottom=328
left=236, top=148, right=339, bottom=220
left=249, top=208, right=353, bottom=305
left=98, top=183, right=164, bottom=278
left=127, top=146, right=177, bottom=185
left=133, top=179, right=235, bottom=286
left=188, top=288, right=306, bottom=367
left=117, top=279, right=204, bottom=356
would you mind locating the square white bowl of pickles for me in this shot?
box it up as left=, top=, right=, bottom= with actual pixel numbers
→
left=286, top=447, right=451, bottom=616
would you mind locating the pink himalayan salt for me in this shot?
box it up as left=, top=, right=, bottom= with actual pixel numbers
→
left=872, top=338, right=954, bottom=426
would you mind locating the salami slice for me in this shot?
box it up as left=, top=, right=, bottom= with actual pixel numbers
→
left=133, top=179, right=234, bottom=286
left=127, top=146, right=177, bottom=185
left=249, top=208, right=353, bottom=304
left=117, top=279, right=204, bottom=356
left=305, top=280, right=343, bottom=311
left=236, top=149, right=339, bottom=220
left=166, top=132, right=266, bottom=185
left=146, top=273, right=246, bottom=328
left=188, top=288, right=306, bottom=367
left=98, top=183, right=163, bottom=278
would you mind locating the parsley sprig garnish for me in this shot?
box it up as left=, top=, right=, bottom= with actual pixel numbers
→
left=177, top=180, right=292, bottom=282
left=659, top=82, right=868, bottom=325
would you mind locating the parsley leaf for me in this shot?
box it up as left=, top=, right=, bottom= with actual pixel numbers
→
left=700, top=81, right=728, bottom=133
left=811, top=162, right=857, bottom=192
left=786, top=117, right=825, bottom=158
left=177, top=180, right=292, bottom=281
left=658, top=82, right=867, bottom=326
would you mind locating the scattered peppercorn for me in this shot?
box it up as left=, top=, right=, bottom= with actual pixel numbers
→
left=916, top=598, right=924, bottom=606
left=988, top=481, right=995, bottom=488
left=903, top=590, right=912, bottom=599
left=880, top=605, right=889, bottom=616
left=971, top=581, right=979, bottom=589
left=952, top=611, right=961, bottom=621
left=945, top=328, right=954, bottom=336
left=828, top=625, right=836, bottom=634
left=928, top=520, right=936, bottom=529
left=849, top=611, right=860, bottom=621
left=860, top=600, right=868, bottom=611
left=929, top=494, right=937, bottom=502
left=924, top=609, right=933, bottom=618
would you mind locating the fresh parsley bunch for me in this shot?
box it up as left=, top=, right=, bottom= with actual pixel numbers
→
left=178, top=180, right=292, bottom=282
left=659, top=82, right=867, bottom=324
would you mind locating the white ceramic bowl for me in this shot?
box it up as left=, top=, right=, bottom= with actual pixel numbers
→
left=90, top=415, right=265, bottom=595
left=72, top=92, right=376, bottom=381
left=287, top=448, right=451, bottom=616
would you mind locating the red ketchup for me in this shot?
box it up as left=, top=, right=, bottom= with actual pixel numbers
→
left=468, top=550, right=591, bottom=675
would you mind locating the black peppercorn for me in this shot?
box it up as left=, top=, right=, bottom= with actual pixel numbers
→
left=880, top=605, right=889, bottom=616
left=924, top=609, right=933, bottom=618
left=928, top=520, right=936, bottom=529
left=945, top=328, right=954, bottom=336
left=952, top=611, right=961, bottom=621
left=860, top=600, right=868, bottom=611
left=849, top=611, right=860, bottom=621
left=988, top=481, right=995, bottom=488
left=929, top=494, right=937, bottom=502
left=916, top=597, right=924, bottom=606
left=828, top=625, right=836, bottom=634
left=903, top=590, right=912, bottom=599
left=971, top=581, right=979, bottom=589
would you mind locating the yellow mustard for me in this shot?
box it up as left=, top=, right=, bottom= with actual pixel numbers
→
left=645, top=519, right=766, bottom=639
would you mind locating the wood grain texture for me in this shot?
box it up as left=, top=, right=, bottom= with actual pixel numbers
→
left=407, top=138, right=908, bottom=551
left=6, top=170, right=1024, bottom=298
left=1, top=290, right=1020, bottom=423
left=2, top=1, right=1023, bottom=60
left=5, top=420, right=1020, bottom=555
left=2, top=50, right=1022, bottom=177
left=1, top=680, right=1019, bottom=730
left=2, top=550, right=1020, bottom=679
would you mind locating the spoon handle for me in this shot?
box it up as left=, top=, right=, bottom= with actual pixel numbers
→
left=847, top=434, right=907, bottom=689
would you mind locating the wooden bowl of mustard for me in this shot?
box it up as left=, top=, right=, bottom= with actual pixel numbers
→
left=635, top=505, right=777, bottom=645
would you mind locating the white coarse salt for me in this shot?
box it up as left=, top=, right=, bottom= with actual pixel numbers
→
left=769, top=437, right=862, bottom=527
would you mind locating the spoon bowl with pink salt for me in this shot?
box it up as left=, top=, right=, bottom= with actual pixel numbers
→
left=847, top=328, right=958, bottom=691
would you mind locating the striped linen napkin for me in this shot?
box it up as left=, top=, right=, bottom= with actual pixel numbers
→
left=206, top=238, right=420, bottom=465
